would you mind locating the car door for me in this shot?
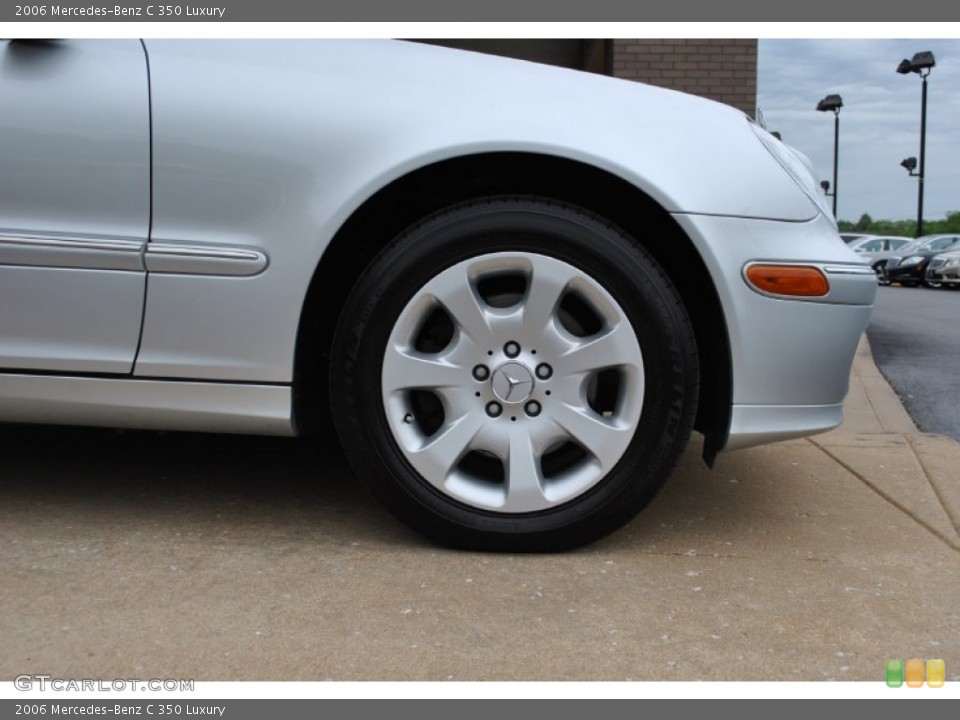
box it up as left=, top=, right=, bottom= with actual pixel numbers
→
left=0, top=40, right=149, bottom=374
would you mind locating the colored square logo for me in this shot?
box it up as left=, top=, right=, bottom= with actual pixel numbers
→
left=926, top=659, right=945, bottom=688
left=905, top=658, right=925, bottom=687
left=886, top=659, right=904, bottom=687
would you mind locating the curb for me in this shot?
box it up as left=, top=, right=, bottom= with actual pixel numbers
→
left=808, top=334, right=960, bottom=550
left=850, top=335, right=919, bottom=435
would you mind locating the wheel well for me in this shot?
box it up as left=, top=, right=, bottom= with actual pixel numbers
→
left=294, top=152, right=731, bottom=464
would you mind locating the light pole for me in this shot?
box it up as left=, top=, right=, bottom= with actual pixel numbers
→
left=816, top=94, right=843, bottom=217
left=897, top=51, right=936, bottom=238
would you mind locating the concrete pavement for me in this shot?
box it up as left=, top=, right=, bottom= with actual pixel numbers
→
left=1, top=335, right=958, bottom=682
left=813, top=337, right=960, bottom=551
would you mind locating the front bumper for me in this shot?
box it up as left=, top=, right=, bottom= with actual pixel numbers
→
left=673, top=212, right=876, bottom=452
left=926, top=262, right=960, bottom=284
left=887, top=261, right=928, bottom=284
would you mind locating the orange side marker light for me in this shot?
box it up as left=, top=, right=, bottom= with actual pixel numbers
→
left=745, top=264, right=830, bottom=297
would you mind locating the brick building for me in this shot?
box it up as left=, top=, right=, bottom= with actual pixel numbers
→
left=423, top=39, right=758, bottom=117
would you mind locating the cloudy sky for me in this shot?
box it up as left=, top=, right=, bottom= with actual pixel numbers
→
left=757, top=39, right=960, bottom=224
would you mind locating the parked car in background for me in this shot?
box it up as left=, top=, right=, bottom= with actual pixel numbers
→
left=848, top=235, right=912, bottom=263
left=840, top=232, right=875, bottom=245
left=884, top=235, right=960, bottom=287
left=925, top=248, right=960, bottom=288
left=0, top=39, right=877, bottom=551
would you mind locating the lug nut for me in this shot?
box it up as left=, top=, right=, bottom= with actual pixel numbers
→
left=485, top=401, right=503, bottom=418
left=472, top=364, right=490, bottom=381
left=525, top=401, right=541, bottom=417
left=504, top=341, right=521, bottom=358
left=535, top=363, right=553, bottom=380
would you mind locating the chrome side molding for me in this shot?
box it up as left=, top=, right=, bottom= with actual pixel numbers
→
left=0, top=232, right=144, bottom=271
left=145, top=243, right=269, bottom=276
left=0, top=232, right=269, bottom=277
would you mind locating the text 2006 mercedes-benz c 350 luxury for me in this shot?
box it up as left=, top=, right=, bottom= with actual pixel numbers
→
left=0, top=39, right=876, bottom=551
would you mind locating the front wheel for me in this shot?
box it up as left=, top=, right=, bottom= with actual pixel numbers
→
left=330, top=197, right=699, bottom=551
left=873, top=262, right=890, bottom=286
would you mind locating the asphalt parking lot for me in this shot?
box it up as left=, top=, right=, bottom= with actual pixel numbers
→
left=868, top=285, right=960, bottom=441
left=2, top=340, right=958, bottom=682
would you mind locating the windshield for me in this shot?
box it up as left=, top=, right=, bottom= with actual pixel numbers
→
left=899, top=235, right=960, bottom=255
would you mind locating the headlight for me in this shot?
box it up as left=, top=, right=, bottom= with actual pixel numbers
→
left=945, top=258, right=960, bottom=267
left=750, top=123, right=835, bottom=225
left=901, top=256, right=925, bottom=266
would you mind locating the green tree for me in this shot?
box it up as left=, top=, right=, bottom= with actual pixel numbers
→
left=941, top=211, right=960, bottom=234
left=837, top=211, right=960, bottom=238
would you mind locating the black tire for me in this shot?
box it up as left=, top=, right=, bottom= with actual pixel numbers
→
left=329, top=197, right=698, bottom=551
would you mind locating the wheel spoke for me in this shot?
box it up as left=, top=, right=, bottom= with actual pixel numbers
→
left=429, top=267, right=493, bottom=344
left=382, top=345, right=463, bottom=393
left=521, top=262, right=577, bottom=337
left=411, top=413, right=484, bottom=482
left=502, top=430, right=548, bottom=512
left=555, top=321, right=640, bottom=375
left=550, top=402, right=631, bottom=472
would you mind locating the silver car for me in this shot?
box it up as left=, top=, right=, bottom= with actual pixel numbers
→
left=0, top=39, right=876, bottom=550
left=926, top=249, right=960, bottom=288
left=848, top=235, right=913, bottom=264
left=840, top=233, right=875, bottom=245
